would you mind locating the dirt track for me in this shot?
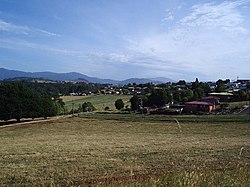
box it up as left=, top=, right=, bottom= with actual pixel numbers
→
left=0, top=115, right=72, bottom=128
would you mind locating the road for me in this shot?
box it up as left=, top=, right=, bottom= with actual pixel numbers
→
left=236, top=106, right=250, bottom=116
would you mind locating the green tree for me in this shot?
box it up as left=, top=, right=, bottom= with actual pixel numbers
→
left=82, top=102, right=96, bottom=112
left=115, top=99, right=124, bottom=110
left=215, top=79, right=226, bottom=93
left=0, top=83, right=40, bottom=121
left=130, top=95, right=148, bottom=111
left=130, top=95, right=140, bottom=111
left=148, top=89, right=171, bottom=107
left=0, top=83, right=60, bottom=121
left=177, top=80, right=186, bottom=85
left=192, top=78, right=200, bottom=90
left=234, top=90, right=247, bottom=101
left=40, top=96, right=58, bottom=119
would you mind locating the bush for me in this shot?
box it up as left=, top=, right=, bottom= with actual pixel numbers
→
left=115, top=99, right=124, bottom=110
left=82, top=102, right=96, bottom=112
left=220, top=103, right=229, bottom=109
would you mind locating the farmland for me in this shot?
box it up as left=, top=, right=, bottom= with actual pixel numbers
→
left=0, top=116, right=249, bottom=186
left=62, top=95, right=132, bottom=112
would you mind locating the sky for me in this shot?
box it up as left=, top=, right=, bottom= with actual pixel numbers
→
left=0, top=0, right=250, bottom=81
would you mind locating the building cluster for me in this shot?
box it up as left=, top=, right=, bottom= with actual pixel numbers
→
left=69, top=79, right=249, bottom=114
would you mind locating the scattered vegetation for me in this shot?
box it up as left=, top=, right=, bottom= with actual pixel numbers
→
left=63, top=95, right=132, bottom=112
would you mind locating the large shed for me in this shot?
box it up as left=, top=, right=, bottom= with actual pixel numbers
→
left=208, top=92, right=233, bottom=102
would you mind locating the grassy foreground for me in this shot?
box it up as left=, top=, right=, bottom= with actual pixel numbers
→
left=0, top=117, right=249, bottom=186
left=80, top=113, right=250, bottom=123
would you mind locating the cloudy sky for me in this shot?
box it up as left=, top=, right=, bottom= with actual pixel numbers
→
left=0, top=0, right=250, bottom=81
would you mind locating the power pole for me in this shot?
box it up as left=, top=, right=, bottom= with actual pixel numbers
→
left=248, top=88, right=250, bottom=121
left=139, top=98, right=144, bottom=118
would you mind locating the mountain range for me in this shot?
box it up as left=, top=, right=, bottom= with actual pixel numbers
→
left=0, top=68, right=175, bottom=84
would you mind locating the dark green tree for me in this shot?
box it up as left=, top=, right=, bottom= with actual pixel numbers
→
left=0, top=83, right=60, bottom=121
left=177, top=80, right=186, bottom=85
left=130, top=95, right=140, bottom=111
left=148, top=89, right=171, bottom=107
left=129, top=95, right=148, bottom=111
left=115, top=99, right=124, bottom=110
left=40, top=96, right=58, bottom=119
left=82, top=102, right=96, bottom=112
left=215, top=79, right=226, bottom=93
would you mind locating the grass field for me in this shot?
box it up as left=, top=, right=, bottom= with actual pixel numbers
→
left=80, top=113, right=250, bottom=123
left=227, top=101, right=249, bottom=108
left=0, top=116, right=249, bottom=186
left=62, top=95, right=132, bottom=112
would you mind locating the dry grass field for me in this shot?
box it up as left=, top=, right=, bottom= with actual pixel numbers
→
left=0, top=117, right=249, bottom=186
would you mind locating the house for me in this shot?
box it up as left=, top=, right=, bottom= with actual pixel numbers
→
left=185, top=101, right=215, bottom=113
left=208, top=92, right=233, bottom=102
left=202, top=96, right=220, bottom=105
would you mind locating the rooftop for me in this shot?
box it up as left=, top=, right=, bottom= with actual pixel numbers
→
left=185, top=101, right=214, bottom=106
left=209, top=92, right=234, bottom=96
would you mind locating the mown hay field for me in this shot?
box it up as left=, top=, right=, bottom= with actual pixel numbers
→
left=62, top=95, right=132, bottom=112
left=0, top=117, right=249, bottom=186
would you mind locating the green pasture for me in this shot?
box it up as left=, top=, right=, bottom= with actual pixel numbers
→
left=63, top=95, right=132, bottom=112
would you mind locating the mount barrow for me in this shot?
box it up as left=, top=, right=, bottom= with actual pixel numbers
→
left=0, top=68, right=175, bottom=84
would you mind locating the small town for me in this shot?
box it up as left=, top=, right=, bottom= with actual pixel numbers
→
left=65, top=78, right=250, bottom=116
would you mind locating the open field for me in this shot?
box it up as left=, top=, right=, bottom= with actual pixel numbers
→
left=62, top=95, right=132, bottom=112
left=227, top=101, right=249, bottom=108
left=0, top=116, right=249, bottom=186
left=80, top=113, right=250, bottom=123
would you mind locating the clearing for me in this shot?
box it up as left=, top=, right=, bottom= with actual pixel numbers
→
left=62, top=95, right=132, bottom=112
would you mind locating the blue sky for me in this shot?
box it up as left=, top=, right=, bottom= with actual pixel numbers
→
left=0, top=0, right=250, bottom=81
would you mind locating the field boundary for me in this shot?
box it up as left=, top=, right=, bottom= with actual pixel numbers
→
left=0, top=115, right=71, bottom=128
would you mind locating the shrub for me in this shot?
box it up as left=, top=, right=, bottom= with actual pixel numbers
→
left=115, top=99, right=124, bottom=110
left=82, top=102, right=96, bottom=112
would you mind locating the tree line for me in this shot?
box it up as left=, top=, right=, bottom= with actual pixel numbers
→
left=0, top=83, right=64, bottom=121
left=19, top=81, right=107, bottom=96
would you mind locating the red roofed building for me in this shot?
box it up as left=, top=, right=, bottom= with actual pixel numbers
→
left=185, top=101, right=215, bottom=113
left=202, top=96, right=220, bottom=105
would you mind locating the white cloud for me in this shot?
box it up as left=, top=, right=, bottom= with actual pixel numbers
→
left=161, top=9, right=174, bottom=22
left=122, top=0, right=250, bottom=80
left=0, top=19, right=60, bottom=37
left=1, top=1, right=249, bottom=80
left=35, top=29, right=61, bottom=37
left=0, top=38, right=83, bottom=58
left=0, top=19, right=29, bottom=34
left=180, top=0, right=250, bottom=33
left=0, top=37, right=131, bottom=66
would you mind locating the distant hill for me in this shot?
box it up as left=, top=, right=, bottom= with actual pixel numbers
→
left=0, top=68, right=118, bottom=84
left=0, top=68, right=175, bottom=84
left=150, top=77, right=175, bottom=83
left=3, top=77, right=58, bottom=83
left=120, top=78, right=162, bottom=85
